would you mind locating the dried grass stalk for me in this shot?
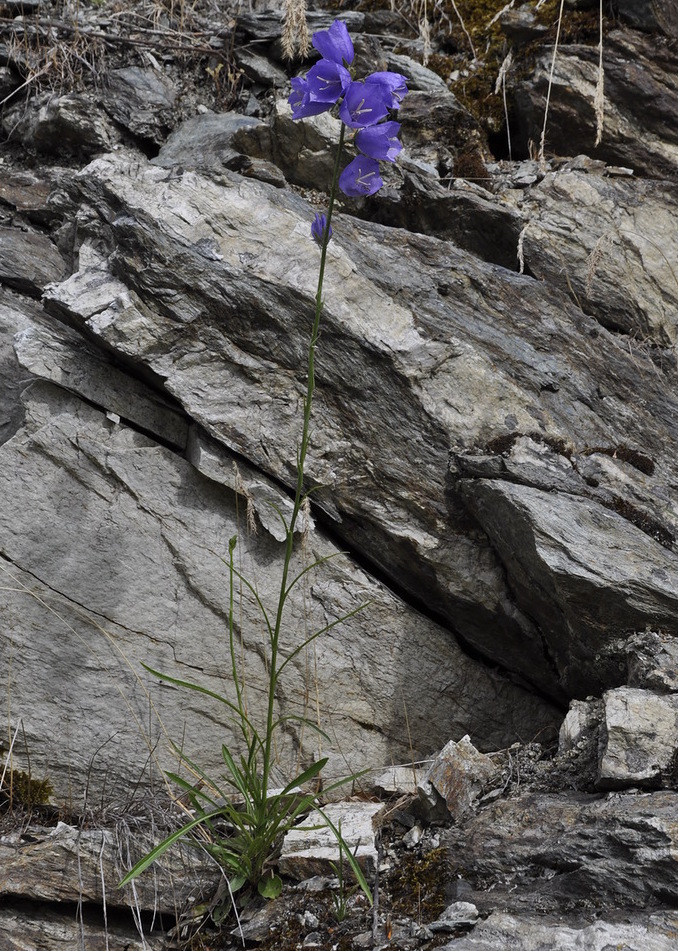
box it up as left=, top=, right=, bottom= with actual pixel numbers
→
left=594, top=0, right=605, bottom=147
left=282, top=0, right=310, bottom=61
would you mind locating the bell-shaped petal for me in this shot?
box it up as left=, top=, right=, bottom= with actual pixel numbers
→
left=338, top=81, right=391, bottom=129
left=338, top=155, right=383, bottom=197
left=355, top=121, right=402, bottom=162
left=311, top=213, right=332, bottom=245
left=312, top=20, right=354, bottom=66
left=289, top=76, right=331, bottom=120
left=365, top=71, right=409, bottom=108
left=305, top=60, right=352, bottom=104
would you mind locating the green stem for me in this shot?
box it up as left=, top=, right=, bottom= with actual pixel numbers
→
left=227, top=534, right=246, bottom=740
left=262, top=122, right=347, bottom=796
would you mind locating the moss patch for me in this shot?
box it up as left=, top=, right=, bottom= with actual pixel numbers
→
left=0, top=765, right=54, bottom=810
left=388, top=846, right=449, bottom=921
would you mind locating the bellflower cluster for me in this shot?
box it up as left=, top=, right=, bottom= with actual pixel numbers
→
left=289, top=20, right=408, bottom=203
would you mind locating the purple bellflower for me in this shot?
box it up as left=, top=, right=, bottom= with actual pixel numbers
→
left=338, top=156, right=383, bottom=197
left=305, top=60, right=352, bottom=105
left=365, top=71, right=409, bottom=108
left=338, top=80, right=391, bottom=129
left=290, top=76, right=333, bottom=120
left=311, top=212, right=332, bottom=245
left=288, top=18, right=409, bottom=202
left=355, top=121, right=402, bottom=162
left=312, top=20, right=354, bottom=66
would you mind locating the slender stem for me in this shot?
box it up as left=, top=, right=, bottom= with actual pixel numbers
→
left=227, top=535, right=247, bottom=741
left=262, top=123, right=347, bottom=795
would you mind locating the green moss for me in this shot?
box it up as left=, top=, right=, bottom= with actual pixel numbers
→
left=534, top=1, right=608, bottom=43
left=0, top=765, right=53, bottom=810
left=399, top=1, right=615, bottom=142
left=388, top=846, right=449, bottom=921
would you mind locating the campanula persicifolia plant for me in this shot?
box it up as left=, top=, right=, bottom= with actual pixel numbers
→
left=120, top=18, right=407, bottom=917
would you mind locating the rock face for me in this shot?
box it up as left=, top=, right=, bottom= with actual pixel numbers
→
left=446, top=788, right=678, bottom=910
left=514, top=30, right=678, bottom=178
left=2, top=0, right=678, bottom=947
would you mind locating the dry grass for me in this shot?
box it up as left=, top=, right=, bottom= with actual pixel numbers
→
left=0, top=0, right=242, bottom=111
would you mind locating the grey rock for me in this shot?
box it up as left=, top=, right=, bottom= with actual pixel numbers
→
left=41, top=153, right=678, bottom=706
left=235, top=47, right=288, bottom=87
left=397, top=88, right=485, bottom=173
left=232, top=900, right=287, bottom=943
left=597, top=686, right=678, bottom=789
left=510, top=171, right=678, bottom=345
left=616, top=0, right=678, bottom=36
left=558, top=698, right=601, bottom=753
left=499, top=7, right=549, bottom=45
left=0, top=65, right=21, bottom=105
left=279, top=801, right=384, bottom=880
left=104, top=67, right=177, bottom=145
left=0, top=287, right=39, bottom=444
left=235, top=10, right=365, bottom=48
left=422, top=736, right=500, bottom=819
left=430, top=901, right=478, bottom=931
left=2, top=0, right=41, bottom=10
left=226, top=153, right=287, bottom=188
left=444, top=789, right=678, bottom=909
left=438, top=911, right=678, bottom=951
left=373, top=764, right=428, bottom=798
left=626, top=630, right=678, bottom=692
left=0, top=169, right=57, bottom=225
left=152, top=111, right=270, bottom=169
left=514, top=31, right=678, bottom=178
left=372, top=173, right=523, bottom=271
left=0, top=903, right=166, bottom=951
left=3, top=93, right=114, bottom=155
left=14, top=300, right=189, bottom=449
left=0, top=376, right=552, bottom=807
left=460, top=479, right=678, bottom=698
left=271, top=100, right=340, bottom=189
left=386, top=52, right=450, bottom=94
left=0, top=820, right=217, bottom=914
left=0, top=227, right=65, bottom=296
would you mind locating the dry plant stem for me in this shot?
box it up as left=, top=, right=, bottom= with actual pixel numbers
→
left=539, top=0, right=566, bottom=164
left=0, top=720, right=22, bottom=797
left=261, top=122, right=346, bottom=796
left=594, top=0, right=604, bottom=147
left=448, top=0, right=476, bottom=60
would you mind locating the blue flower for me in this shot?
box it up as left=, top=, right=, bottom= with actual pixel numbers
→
left=289, top=76, right=333, bottom=119
left=289, top=19, right=409, bottom=200
left=365, top=71, right=409, bottom=108
left=312, top=20, right=354, bottom=66
left=311, top=212, right=333, bottom=245
left=305, top=60, right=352, bottom=105
left=338, top=81, right=391, bottom=129
left=338, top=156, right=383, bottom=197
left=355, top=121, right=402, bottom=162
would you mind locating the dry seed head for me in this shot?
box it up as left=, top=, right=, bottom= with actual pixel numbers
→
left=282, top=0, right=310, bottom=61
left=419, top=13, right=432, bottom=67
left=494, top=51, right=513, bottom=95
left=233, top=462, right=258, bottom=536
left=301, top=495, right=312, bottom=549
